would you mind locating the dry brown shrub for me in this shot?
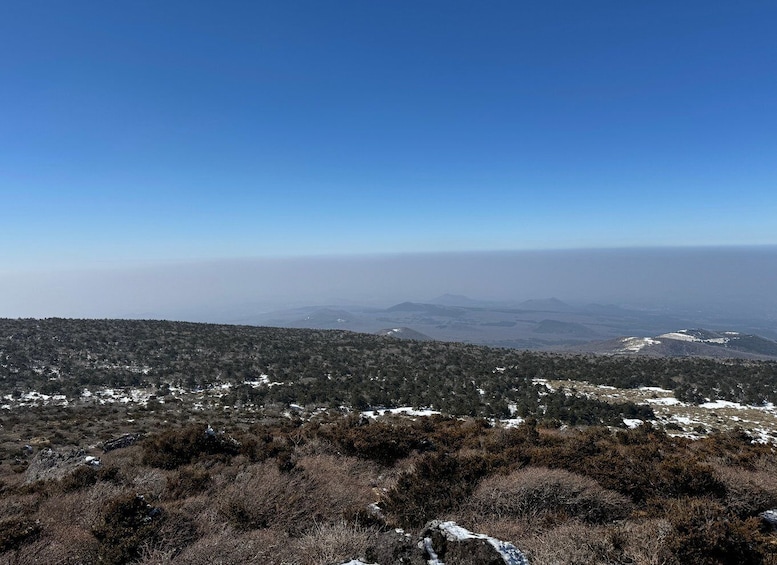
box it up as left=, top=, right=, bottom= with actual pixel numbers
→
left=519, top=520, right=623, bottom=565
left=615, top=519, right=674, bottom=565
left=164, top=465, right=211, bottom=500
left=132, top=468, right=168, bottom=501
left=171, top=527, right=296, bottom=564
left=715, top=465, right=777, bottom=519
left=37, top=482, right=127, bottom=532
left=296, top=454, right=379, bottom=518
left=100, top=444, right=146, bottom=481
left=293, top=521, right=378, bottom=565
left=218, top=462, right=319, bottom=534
left=463, top=466, right=632, bottom=525
left=8, top=525, right=98, bottom=565
left=660, top=497, right=768, bottom=565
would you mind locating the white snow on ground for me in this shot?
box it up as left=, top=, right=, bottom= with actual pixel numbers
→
left=658, top=331, right=729, bottom=345
left=532, top=378, right=555, bottom=392
left=620, top=337, right=661, bottom=352
left=498, top=418, right=525, bottom=428
left=639, top=386, right=674, bottom=393
left=363, top=407, right=441, bottom=418
left=659, top=332, right=699, bottom=342
left=623, top=419, right=644, bottom=429
left=672, top=416, right=695, bottom=425
left=699, top=400, right=747, bottom=410
left=646, top=397, right=683, bottom=406
left=429, top=521, right=530, bottom=565
left=2, top=391, right=68, bottom=407
left=340, top=561, right=378, bottom=565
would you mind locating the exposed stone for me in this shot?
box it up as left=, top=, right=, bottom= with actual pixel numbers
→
left=420, top=520, right=529, bottom=565
left=102, top=432, right=144, bottom=452
left=23, top=447, right=98, bottom=483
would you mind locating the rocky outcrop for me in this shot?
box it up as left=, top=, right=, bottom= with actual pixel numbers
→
left=340, top=521, right=529, bottom=565
left=420, top=521, right=529, bottom=565
left=102, top=432, right=144, bottom=452
left=761, top=510, right=777, bottom=530
left=24, top=447, right=100, bottom=483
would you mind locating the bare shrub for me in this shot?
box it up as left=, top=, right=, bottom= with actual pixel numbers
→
left=92, top=493, right=164, bottom=564
left=661, top=497, right=767, bottom=565
left=218, top=462, right=318, bottom=534
left=37, top=481, right=127, bottom=534
left=294, top=521, right=377, bottom=565
left=136, top=508, right=198, bottom=561
left=317, top=416, right=430, bottom=466
left=464, top=466, right=632, bottom=525
left=520, top=520, right=623, bottom=565
left=297, top=454, right=379, bottom=519
left=615, top=519, right=674, bottom=565
left=133, top=469, right=168, bottom=501
left=164, top=465, right=211, bottom=500
left=0, top=517, right=40, bottom=553
left=0, top=492, right=41, bottom=522
left=171, top=527, right=295, bottom=564
left=715, top=465, right=777, bottom=519
left=7, top=525, right=98, bottom=565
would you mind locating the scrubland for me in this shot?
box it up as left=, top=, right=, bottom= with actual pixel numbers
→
left=1, top=405, right=777, bottom=564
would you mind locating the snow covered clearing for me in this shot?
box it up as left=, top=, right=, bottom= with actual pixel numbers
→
left=620, top=336, right=661, bottom=352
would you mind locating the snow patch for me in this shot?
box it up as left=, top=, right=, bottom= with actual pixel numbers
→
left=428, top=521, right=530, bottom=565
left=620, top=336, right=660, bottom=352
left=363, top=407, right=441, bottom=418
left=646, top=397, right=683, bottom=406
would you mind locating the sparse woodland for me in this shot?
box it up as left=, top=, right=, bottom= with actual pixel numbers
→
left=1, top=319, right=777, bottom=564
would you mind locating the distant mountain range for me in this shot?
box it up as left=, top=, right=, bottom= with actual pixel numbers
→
left=242, top=296, right=777, bottom=359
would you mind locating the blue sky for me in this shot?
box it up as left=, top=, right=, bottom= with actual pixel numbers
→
left=2, top=1, right=776, bottom=271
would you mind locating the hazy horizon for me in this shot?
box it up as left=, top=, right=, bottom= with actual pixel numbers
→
left=2, top=246, right=776, bottom=325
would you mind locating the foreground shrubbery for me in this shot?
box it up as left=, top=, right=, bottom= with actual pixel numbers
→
left=1, top=413, right=776, bottom=564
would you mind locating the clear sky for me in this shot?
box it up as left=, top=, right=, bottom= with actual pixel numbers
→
left=2, top=1, right=776, bottom=272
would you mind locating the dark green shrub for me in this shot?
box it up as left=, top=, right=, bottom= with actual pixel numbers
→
left=57, top=465, right=99, bottom=492
left=142, top=425, right=241, bottom=469
left=165, top=466, right=211, bottom=500
left=382, top=451, right=493, bottom=527
left=93, top=493, right=162, bottom=564
left=663, top=498, right=766, bottom=565
left=0, top=517, right=40, bottom=552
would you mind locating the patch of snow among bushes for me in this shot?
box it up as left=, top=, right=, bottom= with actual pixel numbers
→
left=623, top=418, right=643, bottom=429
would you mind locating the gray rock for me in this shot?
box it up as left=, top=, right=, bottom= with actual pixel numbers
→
left=24, top=447, right=97, bottom=484
left=420, top=521, right=529, bottom=565
left=102, top=432, right=144, bottom=452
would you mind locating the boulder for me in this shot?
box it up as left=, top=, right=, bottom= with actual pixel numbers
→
left=24, top=447, right=100, bottom=484
left=420, top=521, right=529, bottom=565
left=102, top=432, right=144, bottom=452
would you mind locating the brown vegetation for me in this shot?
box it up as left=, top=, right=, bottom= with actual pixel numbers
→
left=1, top=410, right=776, bottom=564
